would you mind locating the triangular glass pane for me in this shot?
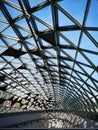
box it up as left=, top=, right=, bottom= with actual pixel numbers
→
left=4, top=37, right=16, bottom=46
left=88, top=31, right=98, bottom=42
left=13, top=43, right=26, bottom=52
left=87, top=79, right=97, bottom=91
left=16, top=18, right=29, bottom=29
left=0, top=60, right=6, bottom=69
left=58, top=0, right=87, bottom=24
left=71, top=77, right=80, bottom=85
left=77, top=80, right=84, bottom=86
left=26, top=43, right=35, bottom=50
left=46, top=48, right=56, bottom=56
left=64, top=49, right=76, bottom=58
left=8, top=0, right=20, bottom=6
left=76, top=52, right=90, bottom=65
left=64, top=60, right=73, bottom=68
left=3, top=56, right=14, bottom=61
left=18, top=28, right=30, bottom=37
left=73, top=71, right=87, bottom=83
left=11, top=59, right=22, bottom=69
left=74, top=63, right=85, bottom=74
left=93, top=81, right=98, bottom=88
left=0, top=39, right=7, bottom=48
left=78, top=73, right=87, bottom=81
left=0, top=46, right=7, bottom=54
left=60, top=51, right=66, bottom=57
left=12, top=43, right=21, bottom=49
left=5, top=4, right=21, bottom=19
left=26, top=37, right=36, bottom=47
left=80, top=33, right=98, bottom=52
left=84, top=52, right=98, bottom=67
left=86, top=82, right=97, bottom=96
left=59, top=36, right=70, bottom=45
left=61, top=61, right=66, bottom=66
left=2, top=26, right=16, bottom=37
left=86, top=0, right=98, bottom=27
left=33, top=6, right=53, bottom=25
left=35, top=20, right=48, bottom=31
left=80, top=87, right=88, bottom=97
left=62, top=31, right=80, bottom=45
left=92, top=71, right=98, bottom=80
left=41, top=39, right=52, bottom=47
left=83, top=84, right=91, bottom=94
left=0, top=10, right=6, bottom=20
left=58, top=10, right=75, bottom=26
left=73, top=72, right=80, bottom=79
left=62, top=68, right=71, bottom=75
left=79, top=64, right=93, bottom=75
left=0, top=22, right=8, bottom=31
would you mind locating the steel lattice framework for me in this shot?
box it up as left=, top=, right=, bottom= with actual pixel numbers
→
left=0, top=0, right=98, bottom=116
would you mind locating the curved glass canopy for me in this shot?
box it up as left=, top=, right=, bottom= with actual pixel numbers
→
left=0, top=0, right=98, bottom=114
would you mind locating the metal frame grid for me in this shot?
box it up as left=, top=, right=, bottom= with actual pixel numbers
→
left=0, top=0, right=98, bottom=114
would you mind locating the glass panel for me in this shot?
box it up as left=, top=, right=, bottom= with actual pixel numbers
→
left=58, top=0, right=87, bottom=23
left=86, top=0, right=98, bottom=27
left=35, top=20, right=49, bottom=31
left=33, top=6, right=53, bottom=26
left=5, top=4, right=21, bottom=19
left=62, top=31, right=80, bottom=45
left=88, top=31, right=98, bottom=42
left=58, top=10, right=75, bottom=26
left=80, top=33, right=98, bottom=52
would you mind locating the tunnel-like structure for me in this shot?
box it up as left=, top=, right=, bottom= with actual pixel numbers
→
left=0, top=0, right=98, bottom=129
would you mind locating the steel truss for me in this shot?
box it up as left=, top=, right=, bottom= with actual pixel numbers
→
left=0, top=0, right=98, bottom=117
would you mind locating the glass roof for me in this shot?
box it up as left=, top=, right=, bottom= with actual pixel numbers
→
left=0, top=0, right=98, bottom=113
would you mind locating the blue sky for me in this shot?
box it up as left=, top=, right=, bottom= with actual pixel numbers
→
left=0, top=1, right=98, bottom=74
